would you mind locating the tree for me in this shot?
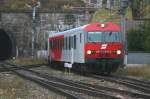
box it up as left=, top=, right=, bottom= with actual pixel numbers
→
left=0, top=0, right=85, bottom=11
left=143, top=22, right=150, bottom=51
left=127, top=29, right=145, bottom=51
left=130, top=0, right=150, bottom=19
left=127, top=21, right=150, bottom=52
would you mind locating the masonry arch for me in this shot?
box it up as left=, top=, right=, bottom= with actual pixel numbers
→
left=0, top=29, right=16, bottom=61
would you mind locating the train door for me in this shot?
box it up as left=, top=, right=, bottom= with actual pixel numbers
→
left=74, top=31, right=84, bottom=63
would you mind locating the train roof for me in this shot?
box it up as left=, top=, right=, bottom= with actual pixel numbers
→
left=48, top=22, right=120, bottom=38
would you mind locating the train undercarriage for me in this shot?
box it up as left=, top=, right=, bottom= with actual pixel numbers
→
left=48, top=58, right=123, bottom=75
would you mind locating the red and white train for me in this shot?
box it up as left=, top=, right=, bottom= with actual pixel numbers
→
left=48, top=22, right=124, bottom=74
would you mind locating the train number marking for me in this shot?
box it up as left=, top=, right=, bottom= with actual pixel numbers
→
left=101, top=44, right=107, bottom=49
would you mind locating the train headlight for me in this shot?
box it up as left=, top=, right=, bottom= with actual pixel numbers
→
left=101, top=24, right=105, bottom=28
left=116, top=50, right=121, bottom=55
left=87, top=50, right=92, bottom=55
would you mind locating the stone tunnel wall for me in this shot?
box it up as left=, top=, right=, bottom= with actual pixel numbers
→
left=0, top=12, right=89, bottom=57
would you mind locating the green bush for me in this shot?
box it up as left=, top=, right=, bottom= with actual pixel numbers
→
left=127, top=21, right=150, bottom=51
left=127, top=29, right=145, bottom=51
left=143, top=22, right=150, bottom=51
left=144, top=35, right=150, bottom=51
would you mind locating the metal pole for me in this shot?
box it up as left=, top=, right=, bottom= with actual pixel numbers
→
left=120, top=0, right=128, bottom=65
left=32, top=6, right=36, bottom=59
left=121, top=14, right=127, bottom=65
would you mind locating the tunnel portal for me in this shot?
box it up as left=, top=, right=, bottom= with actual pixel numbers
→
left=0, top=29, right=14, bottom=61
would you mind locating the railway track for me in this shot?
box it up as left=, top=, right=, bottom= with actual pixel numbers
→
left=2, top=62, right=123, bottom=99
left=112, top=74, right=150, bottom=85
left=90, top=74, right=150, bottom=95
left=0, top=63, right=45, bottom=72
left=2, top=62, right=150, bottom=99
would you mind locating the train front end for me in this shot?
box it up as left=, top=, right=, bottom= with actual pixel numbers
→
left=84, top=22, right=124, bottom=74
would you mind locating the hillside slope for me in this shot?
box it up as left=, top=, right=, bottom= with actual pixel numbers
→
left=0, top=0, right=85, bottom=11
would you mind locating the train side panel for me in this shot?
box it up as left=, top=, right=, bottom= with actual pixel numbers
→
left=60, top=29, right=85, bottom=63
left=48, top=29, right=85, bottom=64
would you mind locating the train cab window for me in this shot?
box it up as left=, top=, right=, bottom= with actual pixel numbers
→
left=104, top=32, right=120, bottom=42
left=88, top=32, right=102, bottom=42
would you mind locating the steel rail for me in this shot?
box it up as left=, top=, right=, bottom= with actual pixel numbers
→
left=25, top=71, right=150, bottom=99
left=75, top=80, right=150, bottom=99
left=2, top=63, right=85, bottom=99
left=3, top=63, right=121, bottom=99
left=111, top=75, right=150, bottom=89
left=0, top=64, right=44, bottom=72
left=91, top=75, right=150, bottom=94
left=5, top=62, right=150, bottom=98
left=112, top=75, right=150, bottom=85
left=33, top=70, right=150, bottom=99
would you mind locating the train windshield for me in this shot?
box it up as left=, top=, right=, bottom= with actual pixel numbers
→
left=104, top=32, right=121, bottom=42
left=87, top=31, right=121, bottom=42
left=87, top=32, right=102, bottom=42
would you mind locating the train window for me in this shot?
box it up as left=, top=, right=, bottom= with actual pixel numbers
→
left=62, top=39, right=64, bottom=49
left=59, top=40, right=61, bottom=49
left=66, top=37, right=68, bottom=50
left=65, top=37, right=67, bottom=50
left=104, top=32, right=120, bottom=42
left=55, top=39, right=57, bottom=49
left=71, top=36, right=74, bottom=48
left=57, top=39, right=60, bottom=49
left=67, top=37, right=69, bottom=50
left=80, top=33, right=82, bottom=43
left=51, top=41, right=52, bottom=48
left=57, top=39, right=59, bottom=49
left=88, top=32, right=102, bottom=42
left=54, top=40, right=56, bottom=48
left=51, top=40, right=53, bottom=49
left=69, top=36, right=71, bottom=50
left=60, top=39, right=62, bottom=49
left=55, top=40, right=57, bottom=49
left=49, top=41, right=51, bottom=48
left=63, top=38, right=66, bottom=49
left=50, top=41, right=52, bottom=48
left=58, top=40, right=60, bottom=49
left=74, top=35, right=76, bottom=49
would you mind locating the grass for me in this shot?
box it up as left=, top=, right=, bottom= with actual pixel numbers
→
left=91, top=7, right=132, bottom=24
left=116, top=65, right=150, bottom=79
left=9, top=57, right=47, bottom=66
left=0, top=75, right=26, bottom=99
